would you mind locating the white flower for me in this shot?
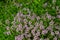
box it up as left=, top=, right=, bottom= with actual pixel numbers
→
left=55, top=31, right=59, bottom=35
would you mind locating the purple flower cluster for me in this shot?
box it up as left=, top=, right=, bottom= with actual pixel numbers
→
left=4, top=9, right=60, bottom=40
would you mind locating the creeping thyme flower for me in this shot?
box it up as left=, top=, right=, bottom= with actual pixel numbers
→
left=33, top=36, right=39, bottom=40
left=42, top=30, right=48, bottom=35
left=55, top=31, right=59, bottom=35
left=15, top=35, right=24, bottom=40
left=57, top=15, right=60, bottom=18
left=51, top=31, right=55, bottom=36
left=4, top=31, right=11, bottom=35
left=31, top=29, right=36, bottom=36
left=46, top=26, right=53, bottom=31
left=49, top=20, right=54, bottom=26
left=36, top=30, right=40, bottom=36
left=46, top=12, right=52, bottom=20
left=53, top=37, right=57, bottom=40
left=39, top=25, right=44, bottom=30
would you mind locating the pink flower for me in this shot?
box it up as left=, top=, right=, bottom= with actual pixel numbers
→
left=36, top=31, right=40, bottom=36
left=55, top=26, right=60, bottom=30
left=16, top=24, right=23, bottom=32
left=25, top=27, right=30, bottom=33
left=30, top=16, right=35, bottom=20
left=49, top=20, right=54, bottom=26
left=51, top=31, right=55, bottom=36
left=33, top=36, right=39, bottom=40
left=27, top=33, right=31, bottom=37
left=39, top=25, right=44, bottom=30
left=42, top=30, right=48, bottom=35
left=31, top=29, right=35, bottom=36
left=57, top=15, right=60, bottom=18
left=46, top=26, right=53, bottom=31
left=46, top=12, right=52, bottom=20
left=34, top=26, right=38, bottom=30
left=53, top=37, right=57, bottom=40
left=15, top=35, right=23, bottom=40
left=58, top=33, right=60, bottom=37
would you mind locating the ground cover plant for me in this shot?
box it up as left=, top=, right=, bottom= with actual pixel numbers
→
left=0, top=0, right=60, bottom=40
